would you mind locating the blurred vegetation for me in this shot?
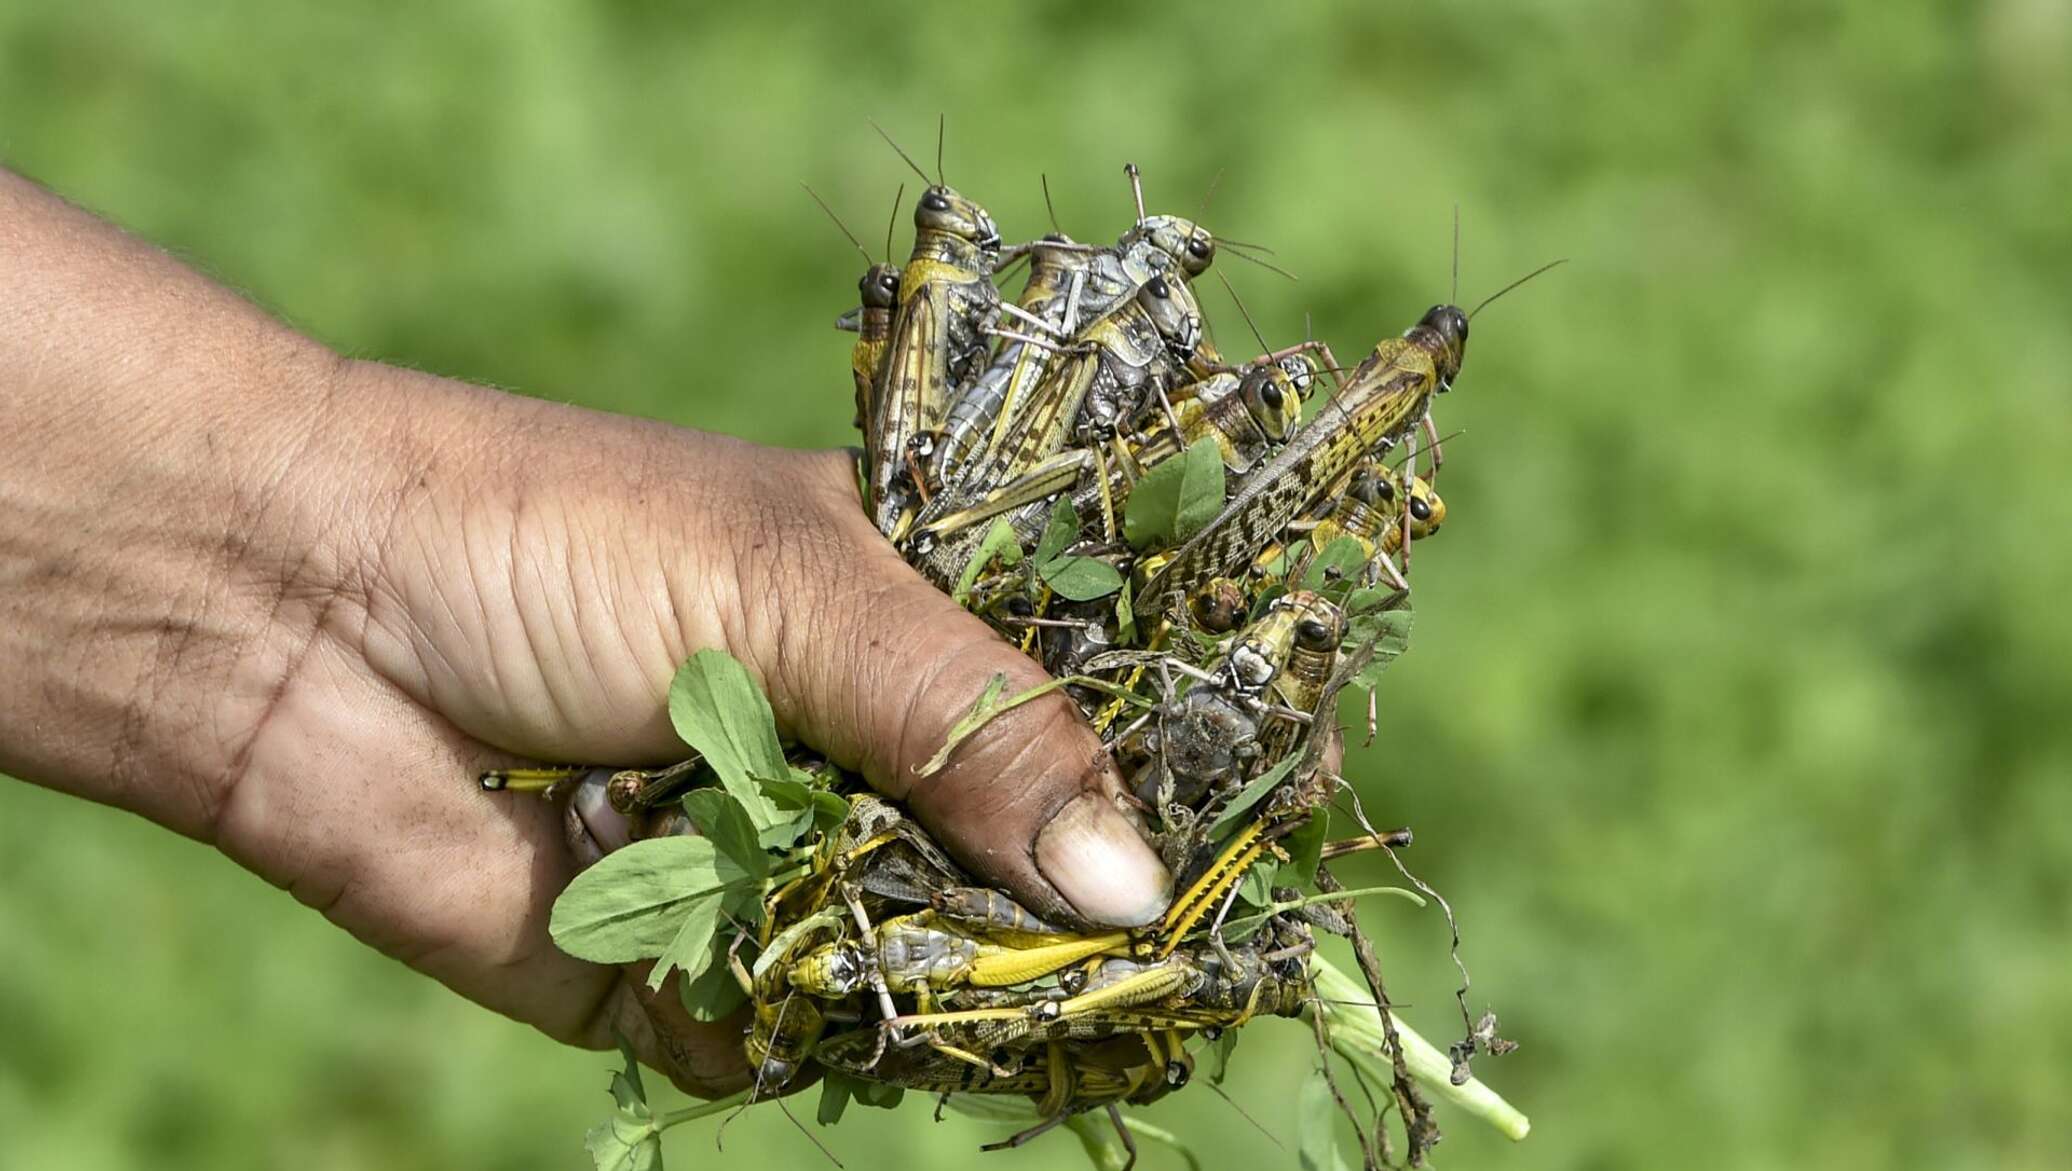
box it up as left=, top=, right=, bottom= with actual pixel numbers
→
left=4, top=1, right=2070, bottom=1168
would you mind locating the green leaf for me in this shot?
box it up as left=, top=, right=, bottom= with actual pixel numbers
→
left=588, top=1038, right=662, bottom=1171
left=916, top=672, right=1013, bottom=776
left=952, top=518, right=1025, bottom=606
left=1283, top=811, right=1329, bottom=890
left=1034, top=495, right=1078, bottom=566
left=646, top=893, right=722, bottom=991
left=816, top=1072, right=857, bottom=1126
left=680, top=789, right=771, bottom=879
left=1038, top=554, right=1124, bottom=601
left=585, top=1111, right=662, bottom=1171
left=678, top=934, right=750, bottom=1022
left=763, top=776, right=847, bottom=836
left=1122, top=438, right=1225, bottom=548
left=1239, top=857, right=1279, bottom=906
left=666, top=650, right=788, bottom=829
left=1302, top=536, right=1370, bottom=592
left=1344, top=600, right=1415, bottom=690
left=1173, top=440, right=1227, bottom=540
left=1114, top=578, right=1137, bottom=643
left=1297, top=1065, right=1354, bottom=1171
left=549, top=836, right=757, bottom=964
left=1206, top=753, right=1303, bottom=838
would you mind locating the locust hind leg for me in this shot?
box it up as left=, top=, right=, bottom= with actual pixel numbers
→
left=979, top=1110, right=1071, bottom=1154
left=1107, top=1103, right=1139, bottom=1171
left=477, top=765, right=590, bottom=794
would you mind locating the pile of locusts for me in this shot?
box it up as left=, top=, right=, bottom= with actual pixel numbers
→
left=510, top=129, right=1547, bottom=1171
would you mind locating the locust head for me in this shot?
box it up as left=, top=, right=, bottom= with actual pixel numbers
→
left=1406, top=303, right=1470, bottom=391
left=788, top=943, right=867, bottom=997
left=1238, top=361, right=1302, bottom=443
left=1121, top=214, right=1215, bottom=277
left=914, top=184, right=1001, bottom=256
left=857, top=262, right=902, bottom=309
left=1137, top=273, right=1202, bottom=363
left=1406, top=474, right=1446, bottom=538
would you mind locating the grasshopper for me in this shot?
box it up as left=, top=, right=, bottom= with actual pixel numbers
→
left=1252, top=591, right=1347, bottom=765
left=1253, top=456, right=1446, bottom=591
left=810, top=184, right=907, bottom=435
left=933, top=231, right=1100, bottom=487
left=864, top=125, right=1004, bottom=538
left=1137, top=302, right=1472, bottom=613
left=787, top=910, right=1134, bottom=1006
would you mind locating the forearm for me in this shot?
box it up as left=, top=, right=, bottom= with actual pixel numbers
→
left=0, top=168, right=363, bottom=835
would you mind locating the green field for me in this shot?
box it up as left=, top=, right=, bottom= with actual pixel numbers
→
left=4, top=3, right=2069, bottom=1168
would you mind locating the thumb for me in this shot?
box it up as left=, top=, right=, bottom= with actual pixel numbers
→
left=739, top=451, right=1172, bottom=929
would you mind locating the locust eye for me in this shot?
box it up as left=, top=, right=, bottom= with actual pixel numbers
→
left=1409, top=496, right=1433, bottom=522
left=1374, top=475, right=1396, bottom=502
left=879, top=273, right=900, bottom=293
left=1145, top=275, right=1171, bottom=298
left=1295, top=616, right=1339, bottom=652
left=1259, top=379, right=1283, bottom=410
left=1006, top=595, right=1035, bottom=617
left=921, top=192, right=951, bottom=212
left=1165, top=1060, right=1191, bottom=1087
left=1186, top=235, right=1212, bottom=259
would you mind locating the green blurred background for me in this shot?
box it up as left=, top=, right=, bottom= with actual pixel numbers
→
left=4, top=1, right=2069, bottom=1168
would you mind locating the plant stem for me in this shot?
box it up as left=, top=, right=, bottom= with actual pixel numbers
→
left=654, top=1089, right=751, bottom=1132
left=1305, top=956, right=1530, bottom=1141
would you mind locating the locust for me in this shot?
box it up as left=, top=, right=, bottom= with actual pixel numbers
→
left=932, top=231, right=1093, bottom=487
left=811, top=184, right=907, bottom=435
left=1137, top=301, right=1473, bottom=613
left=864, top=125, right=1004, bottom=539
left=902, top=277, right=1181, bottom=582
left=1252, top=591, right=1347, bottom=765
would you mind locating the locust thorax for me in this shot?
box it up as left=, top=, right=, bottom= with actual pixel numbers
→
left=1022, top=235, right=1086, bottom=294
left=1404, top=303, right=1470, bottom=390
left=911, top=184, right=1001, bottom=266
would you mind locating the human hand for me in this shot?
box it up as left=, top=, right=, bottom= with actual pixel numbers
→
left=0, top=169, right=1169, bottom=1100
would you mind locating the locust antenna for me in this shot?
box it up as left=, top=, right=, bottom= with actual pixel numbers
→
left=1203, top=1079, right=1284, bottom=1149
left=1468, top=258, right=1568, bottom=319
left=775, top=1098, right=845, bottom=1167
left=800, top=184, right=873, bottom=266
left=883, top=182, right=904, bottom=261
left=934, top=113, right=946, bottom=185
left=870, top=119, right=933, bottom=186
left=1199, top=166, right=1225, bottom=217
left=1217, top=270, right=1273, bottom=356
left=1041, top=173, right=1063, bottom=235
left=1217, top=236, right=1279, bottom=256
left=1226, top=248, right=1299, bottom=282
left=1124, top=162, right=1147, bottom=222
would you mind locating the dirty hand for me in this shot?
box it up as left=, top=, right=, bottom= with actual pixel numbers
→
left=0, top=168, right=1169, bottom=1098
